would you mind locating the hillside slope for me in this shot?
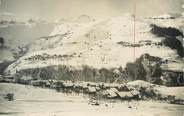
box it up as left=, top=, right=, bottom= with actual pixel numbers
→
left=5, top=15, right=184, bottom=81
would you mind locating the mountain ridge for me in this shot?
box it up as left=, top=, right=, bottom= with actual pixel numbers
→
left=5, top=15, right=184, bottom=77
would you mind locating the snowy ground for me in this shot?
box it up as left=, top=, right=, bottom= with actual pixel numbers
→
left=0, top=83, right=184, bottom=116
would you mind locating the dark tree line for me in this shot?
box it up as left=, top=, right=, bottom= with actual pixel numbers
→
left=0, top=37, right=4, bottom=48
left=150, top=24, right=184, bottom=57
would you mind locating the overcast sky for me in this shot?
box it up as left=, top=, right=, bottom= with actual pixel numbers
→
left=0, top=0, right=183, bottom=20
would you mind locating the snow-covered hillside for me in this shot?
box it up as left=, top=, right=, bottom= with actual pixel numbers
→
left=0, top=13, right=56, bottom=61
left=0, top=13, right=49, bottom=27
left=5, top=15, right=184, bottom=76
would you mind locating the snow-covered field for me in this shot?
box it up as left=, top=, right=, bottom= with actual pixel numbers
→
left=0, top=83, right=184, bottom=116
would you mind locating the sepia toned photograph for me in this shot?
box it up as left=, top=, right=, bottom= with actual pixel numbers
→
left=0, top=0, right=184, bottom=116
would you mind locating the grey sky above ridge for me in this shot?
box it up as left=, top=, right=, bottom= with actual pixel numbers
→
left=0, top=0, right=183, bottom=21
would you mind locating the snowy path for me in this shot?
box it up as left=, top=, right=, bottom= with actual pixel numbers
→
left=0, top=83, right=184, bottom=116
